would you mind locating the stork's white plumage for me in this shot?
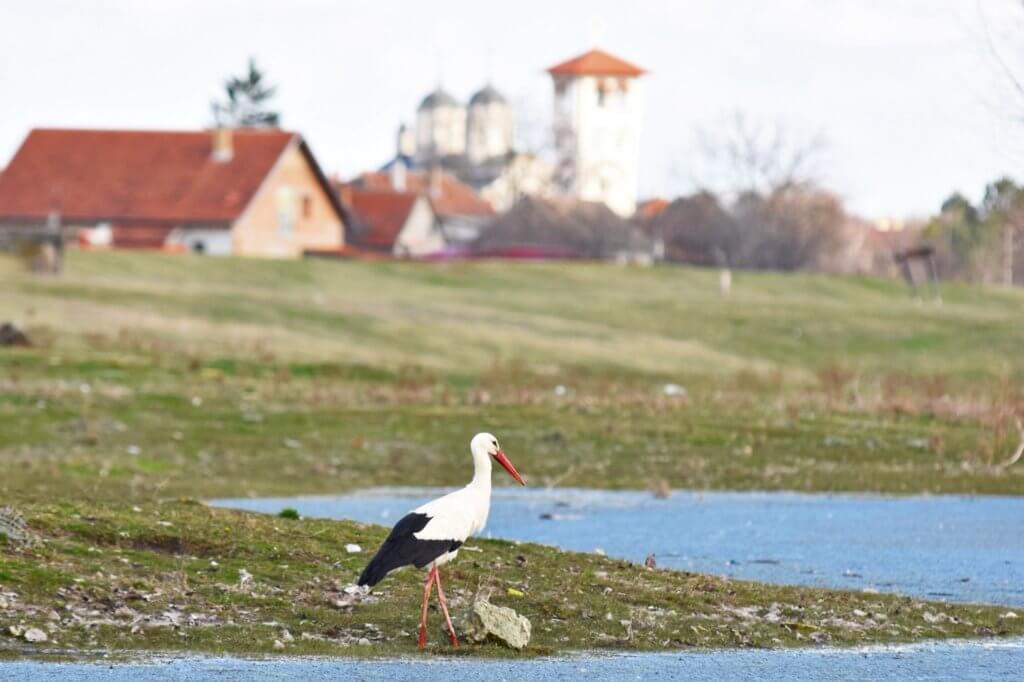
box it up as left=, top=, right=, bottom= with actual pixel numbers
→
left=357, top=432, right=525, bottom=649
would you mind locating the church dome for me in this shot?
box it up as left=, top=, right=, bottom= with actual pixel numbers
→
left=418, top=88, right=460, bottom=111
left=469, top=85, right=507, bottom=106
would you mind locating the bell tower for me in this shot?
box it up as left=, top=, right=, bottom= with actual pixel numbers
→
left=547, top=48, right=646, bottom=217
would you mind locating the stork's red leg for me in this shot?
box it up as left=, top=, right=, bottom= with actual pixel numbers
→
left=433, top=568, right=459, bottom=647
left=418, top=566, right=435, bottom=649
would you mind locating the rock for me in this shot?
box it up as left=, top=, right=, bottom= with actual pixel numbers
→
left=662, top=383, right=686, bottom=397
left=0, top=323, right=31, bottom=348
left=7, top=625, right=23, bottom=638
left=1003, top=611, right=1018, bottom=619
left=462, top=601, right=531, bottom=650
left=281, top=629, right=294, bottom=642
left=345, top=544, right=362, bottom=554
left=357, top=637, right=371, bottom=646
left=273, top=639, right=285, bottom=650
left=23, top=628, right=48, bottom=643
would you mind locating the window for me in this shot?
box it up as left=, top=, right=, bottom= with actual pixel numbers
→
left=276, top=186, right=295, bottom=235
left=301, top=195, right=313, bottom=219
left=597, top=86, right=606, bottom=107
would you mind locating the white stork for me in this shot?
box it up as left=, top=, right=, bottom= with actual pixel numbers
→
left=357, top=432, right=525, bottom=649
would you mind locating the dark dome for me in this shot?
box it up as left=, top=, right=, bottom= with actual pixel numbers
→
left=469, top=84, right=507, bottom=106
left=418, top=88, right=460, bottom=111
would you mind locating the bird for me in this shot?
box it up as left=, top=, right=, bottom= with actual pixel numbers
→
left=357, top=432, right=525, bottom=649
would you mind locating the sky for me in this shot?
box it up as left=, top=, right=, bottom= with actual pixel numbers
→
left=0, top=0, right=1021, bottom=219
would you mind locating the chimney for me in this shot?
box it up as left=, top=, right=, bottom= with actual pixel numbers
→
left=391, top=158, right=407, bottom=192
left=428, top=164, right=443, bottom=199
left=211, top=127, right=234, bottom=163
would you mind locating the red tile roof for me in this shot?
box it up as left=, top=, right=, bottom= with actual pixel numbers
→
left=636, top=198, right=670, bottom=221
left=547, top=49, right=646, bottom=77
left=346, top=189, right=419, bottom=250
left=0, top=128, right=298, bottom=224
left=356, top=170, right=493, bottom=218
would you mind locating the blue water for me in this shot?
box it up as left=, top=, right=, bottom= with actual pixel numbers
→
left=213, top=488, right=1024, bottom=606
left=4, top=639, right=1024, bottom=680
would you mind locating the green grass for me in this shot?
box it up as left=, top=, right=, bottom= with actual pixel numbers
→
left=1, top=250, right=1023, bottom=659
left=1, top=500, right=1022, bottom=660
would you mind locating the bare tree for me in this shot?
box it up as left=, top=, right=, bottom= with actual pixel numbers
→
left=691, top=112, right=828, bottom=200
left=977, top=0, right=1024, bottom=117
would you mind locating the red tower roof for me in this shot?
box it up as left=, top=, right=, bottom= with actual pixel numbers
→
left=546, top=49, right=646, bottom=77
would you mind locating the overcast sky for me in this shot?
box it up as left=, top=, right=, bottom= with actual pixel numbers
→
left=1, top=0, right=1021, bottom=218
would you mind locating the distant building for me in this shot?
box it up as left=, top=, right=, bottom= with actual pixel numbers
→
left=393, top=83, right=553, bottom=213
left=0, top=128, right=346, bottom=257
left=346, top=165, right=495, bottom=246
left=547, top=49, right=647, bottom=217
left=340, top=186, right=443, bottom=258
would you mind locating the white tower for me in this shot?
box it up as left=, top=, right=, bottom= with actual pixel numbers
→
left=547, top=48, right=646, bottom=217
left=466, top=85, right=514, bottom=164
left=415, top=88, right=466, bottom=163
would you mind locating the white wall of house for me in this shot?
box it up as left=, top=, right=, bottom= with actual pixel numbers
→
left=393, top=196, right=445, bottom=257
left=168, top=228, right=233, bottom=255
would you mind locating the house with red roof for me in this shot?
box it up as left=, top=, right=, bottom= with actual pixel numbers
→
left=0, top=128, right=346, bottom=257
left=344, top=164, right=494, bottom=246
left=340, top=186, right=443, bottom=257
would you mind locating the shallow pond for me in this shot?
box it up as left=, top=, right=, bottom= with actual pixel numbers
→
left=3, top=638, right=1024, bottom=681
left=214, top=488, right=1024, bottom=606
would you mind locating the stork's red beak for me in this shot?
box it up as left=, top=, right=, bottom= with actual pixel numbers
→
left=494, top=450, right=525, bottom=486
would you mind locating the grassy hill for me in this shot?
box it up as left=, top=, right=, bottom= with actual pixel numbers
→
left=3, top=251, right=1024, bottom=659
left=1, top=250, right=1023, bottom=499
left=5, top=250, right=1024, bottom=379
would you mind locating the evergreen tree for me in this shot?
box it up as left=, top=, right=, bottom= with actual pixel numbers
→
left=211, top=58, right=281, bottom=128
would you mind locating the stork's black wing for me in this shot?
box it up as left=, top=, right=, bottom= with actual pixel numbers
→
left=357, top=513, right=463, bottom=587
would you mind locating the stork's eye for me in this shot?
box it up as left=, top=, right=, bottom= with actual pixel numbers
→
left=492, top=440, right=498, bottom=447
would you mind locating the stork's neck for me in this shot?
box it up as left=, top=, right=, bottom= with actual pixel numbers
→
left=470, top=448, right=492, bottom=492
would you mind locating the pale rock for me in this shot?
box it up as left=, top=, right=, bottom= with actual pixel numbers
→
left=461, top=601, right=531, bottom=650
left=273, top=639, right=285, bottom=650
left=281, top=629, right=294, bottom=642
left=23, top=628, right=48, bottom=643
left=345, top=544, right=362, bottom=554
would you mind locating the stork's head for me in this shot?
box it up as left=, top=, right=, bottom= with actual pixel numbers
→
left=471, top=432, right=525, bottom=485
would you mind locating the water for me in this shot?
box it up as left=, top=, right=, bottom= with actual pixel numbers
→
left=213, top=488, right=1024, bottom=606
left=4, top=638, right=1024, bottom=680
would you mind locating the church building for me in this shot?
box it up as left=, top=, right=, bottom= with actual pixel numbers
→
left=391, top=47, right=646, bottom=218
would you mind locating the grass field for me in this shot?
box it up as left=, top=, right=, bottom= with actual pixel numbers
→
left=2, top=250, right=1023, bottom=658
